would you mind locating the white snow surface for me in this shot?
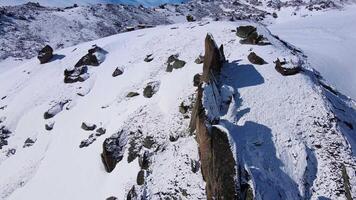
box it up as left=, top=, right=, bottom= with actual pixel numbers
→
left=0, top=20, right=355, bottom=200
left=270, top=5, right=356, bottom=99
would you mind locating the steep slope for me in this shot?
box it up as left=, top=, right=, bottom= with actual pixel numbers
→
left=0, top=21, right=355, bottom=199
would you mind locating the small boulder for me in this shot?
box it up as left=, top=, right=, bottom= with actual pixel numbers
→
left=193, top=73, right=201, bottom=87
left=101, top=130, right=127, bottom=173
left=23, top=138, right=35, bottom=148
left=272, top=12, right=278, bottom=18
left=144, top=54, right=154, bottom=62
left=74, top=45, right=108, bottom=68
left=236, top=25, right=256, bottom=39
left=45, top=121, right=55, bottom=131
left=186, top=14, right=196, bottom=22
left=81, top=122, right=97, bottom=131
left=112, top=67, right=123, bottom=77
left=44, top=100, right=68, bottom=119
left=96, top=127, right=106, bottom=136
left=247, top=52, right=267, bottom=65
left=143, top=136, right=155, bottom=149
left=191, top=159, right=200, bottom=173
left=126, top=92, right=140, bottom=98
left=143, top=81, right=160, bottom=98
left=106, top=197, right=117, bottom=200
left=194, top=54, right=204, bottom=64
left=126, top=186, right=137, bottom=200
left=179, top=102, right=189, bottom=114
left=38, top=45, right=53, bottom=64
left=274, top=59, right=302, bottom=76
left=166, top=54, right=186, bottom=72
left=138, top=151, right=150, bottom=170
left=136, top=170, right=145, bottom=185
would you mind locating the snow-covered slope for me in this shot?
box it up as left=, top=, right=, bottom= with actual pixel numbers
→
left=0, top=21, right=355, bottom=199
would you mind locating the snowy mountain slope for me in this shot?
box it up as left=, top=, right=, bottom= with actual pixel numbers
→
left=0, top=21, right=355, bottom=199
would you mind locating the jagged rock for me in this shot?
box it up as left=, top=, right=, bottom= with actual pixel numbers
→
left=23, top=138, right=35, bottom=148
left=74, top=45, right=108, bottom=68
left=64, top=66, right=89, bottom=83
left=96, top=127, right=106, bottom=136
left=79, top=134, right=96, bottom=148
left=240, top=31, right=265, bottom=45
left=144, top=54, right=154, bottom=62
left=138, top=151, right=150, bottom=170
left=195, top=54, right=204, bottom=64
left=166, top=54, right=186, bottom=72
left=126, top=92, right=140, bottom=98
left=179, top=102, right=189, bottom=114
left=112, top=67, right=123, bottom=77
left=247, top=52, right=267, bottom=65
left=101, top=130, right=128, bottom=173
left=81, top=122, right=97, bottom=131
left=186, top=14, right=196, bottom=22
left=37, top=45, right=53, bottom=64
left=274, top=59, right=302, bottom=76
left=143, top=81, right=160, bottom=98
left=44, top=100, right=68, bottom=119
left=45, top=121, right=55, bottom=131
left=193, top=73, right=201, bottom=87
left=126, top=186, right=137, bottom=200
left=236, top=25, right=256, bottom=39
left=136, top=170, right=145, bottom=185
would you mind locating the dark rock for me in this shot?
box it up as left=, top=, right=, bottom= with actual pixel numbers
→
left=272, top=12, right=278, bottom=18
left=166, top=54, right=186, bottom=72
left=193, top=73, right=201, bottom=87
left=106, top=197, right=117, bottom=200
left=247, top=52, right=267, bottom=65
left=236, top=25, right=256, bottom=39
left=143, top=81, right=160, bottom=98
left=169, top=135, right=179, bottom=142
left=143, top=136, right=155, bottom=149
left=186, top=14, right=196, bottom=22
left=44, top=100, right=68, bottom=119
left=240, top=31, right=265, bottom=45
left=74, top=45, right=108, bottom=68
left=126, top=92, right=140, bottom=98
left=112, top=67, right=123, bottom=77
left=138, top=151, right=150, bottom=170
left=126, top=26, right=135, bottom=32
left=128, top=138, right=140, bottom=163
left=126, top=186, right=137, bottom=200
left=274, top=59, right=302, bottom=76
left=144, top=54, right=154, bottom=62
left=45, top=121, right=55, bottom=131
left=101, top=130, right=128, bottom=173
left=191, top=159, right=200, bottom=173
left=96, top=127, right=106, bottom=136
left=37, top=45, right=53, bottom=64
left=179, top=102, right=189, bottom=114
left=195, top=54, right=204, bottom=64
left=64, top=66, right=89, bottom=84
left=0, top=127, right=11, bottom=149
left=81, top=122, right=97, bottom=131
left=79, top=134, right=96, bottom=148
left=136, top=170, right=145, bottom=185
left=23, top=138, right=35, bottom=148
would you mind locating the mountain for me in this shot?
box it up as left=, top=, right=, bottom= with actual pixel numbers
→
left=0, top=20, right=355, bottom=199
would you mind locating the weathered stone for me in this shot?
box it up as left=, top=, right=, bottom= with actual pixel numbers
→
left=240, top=31, right=264, bottom=45
left=75, top=45, right=107, bottom=68
left=274, top=59, right=302, bottom=76
left=126, top=92, right=140, bottom=98
left=101, top=130, right=127, bottom=173
left=45, top=121, right=55, bottom=131
left=37, top=45, right=53, bottom=64
left=44, top=100, right=68, bottom=119
left=106, top=196, right=118, bottom=200
left=143, top=81, right=160, bottom=98
left=169, top=135, right=179, bottom=142
left=112, top=67, right=123, bottom=77
left=143, top=136, right=155, bottom=149
left=179, top=102, right=189, bottom=114
left=247, top=52, right=267, bottom=65
left=166, top=54, right=186, bottom=72
left=191, top=159, right=200, bottom=173
left=136, top=170, right=145, bottom=185
left=236, top=25, right=256, bottom=39
left=81, top=122, right=97, bottom=131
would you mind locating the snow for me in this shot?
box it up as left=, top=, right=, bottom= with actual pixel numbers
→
left=270, top=5, right=356, bottom=99
left=0, top=19, right=355, bottom=200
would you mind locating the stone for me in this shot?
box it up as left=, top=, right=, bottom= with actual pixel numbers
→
left=45, top=121, right=55, bottom=131
left=126, top=186, right=137, bottom=200
left=247, top=52, right=267, bottom=65
left=143, top=81, right=160, bottom=98
left=272, top=12, right=278, bottom=18
left=81, top=122, right=97, bottom=131
left=166, top=54, right=186, bottom=72
left=179, top=102, right=189, bottom=114
left=169, top=135, right=179, bottom=142
left=143, top=136, right=155, bottom=149
left=195, top=54, right=204, bottom=64
left=23, top=138, right=35, bottom=148
left=44, top=100, right=68, bottom=119
left=274, top=59, right=302, bottom=76
left=101, top=130, right=127, bottom=173
left=38, top=45, right=53, bottom=64
left=236, top=25, right=256, bottom=39
left=112, top=67, right=123, bottom=77
left=74, top=45, right=107, bottom=68
left=126, top=92, right=139, bottom=98
left=240, top=31, right=264, bottom=45
left=138, top=151, right=150, bottom=170
left=96, top=127, right=106, bottom=136
left=186, top=14, right=196, bottom=22
left=136, top=170, right=145, bottom=185
left=193, top=73, right=201, bottom=87
left=191, top=159, right=200, bottom=173
left=144, top=54, right=154, bottom=62
left=106, top=197, right=117, bottom=200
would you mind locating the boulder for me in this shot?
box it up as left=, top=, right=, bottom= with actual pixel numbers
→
left=138, top=151, right=150, bottom=170
left=179, top=102, right=189, bottom=114
left=44, top=100, right=68, bottom=119
left=96, top=127, right=106, bottom=136
left=126, top=92, right=140, bottom=98
left=186, top=14, right=196, bottom=22
left=236, top=25, right=256, bottom=39
left=75, top=45, right=108, bottom=68
left=112, top=67, right=123, bottom=77
left=38, top=45, right=53, bottom=64
left=23, top=138, right=35, bottom=148
left=240, top=31, right=264, bottom=45
left=79, top=134, right=96, bottom=148
left=81, top=122, right=97, bottom=131
left=193, top=73, right=201, bottom=87
left=136, top=170, right=145, bottom=185
left=45, top=121, right=55, bottom=131
left=64, top=66, right=89, bottom=83
left=195, top=54, right=204, bottom=64
left=247, top=52, right=267, bottom=65
left=101, top=130, right=128, bottom=173
left=106, top=197, right=117, bottom=200
left=166, top=54, right=186, bottom=72
left=143, top=136, right=155, bottom=149
left=191, top=159, right=200, bottom=173
left=274, top=59, right=302, bottom=76
left=126, top=186, right=137, bottom=200
left=143, top=81, right=160, bottom=98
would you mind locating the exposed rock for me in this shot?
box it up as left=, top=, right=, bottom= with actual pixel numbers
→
left=179, top=102, right=189, bottom=114
left=138, top=151, right=150, bottom=170
left=106, top=196, right=118, bottom=200
left=126, top=186, right=137, bottom=200
left=81, top=122, right=97, bottom=131
left=236, top=25, right=256, bottom=39
left=0, top=127, right=11, bottom=149
left=126, top=26, right=135, bottom=32
left=45, top=121, right=55, bottom=131
left=169, top=135, right=179, bottom=142
left=74, top=45, right=108, bottom=68
left=193, top=73, right=201, bottom=87
left=64, top=66, right=89, bottom=83
left=37, top=45, right=53, bottom=64
left=101, top=130, right=128, bottom=173
left=342, top=164, right=352, bottom=200
left=96, top=127, right=106, bottom=136
left=44, top=100, right=68, bottom=119
left=144, top=54, right=154, bottom=62
left=191, top=159, right=200, bottom=173
left=143, top=136, right=155, bottom=149
left=79, top=133, right=96, bottom=148
left=136, top=170, right=145, bottom=185
left=143, top=81, right=160, bottom=98
left=272, top=12, right=278, bottom=18
left=274, top=59, right=302, bottom=76
left=186, top=14, right=196, bottom=22
left=23, top=138, right=35, bottom=148
left=126, top=92, right=140, bottom=98
left=112, top=67, right=123, bottom=77
left=247, top=52, right=267, bottom=65
left=166, top=54, right=186, bottom=72
left=195, top=54, right=204, bottom=64
left=240, top=31, right=265, bottom=45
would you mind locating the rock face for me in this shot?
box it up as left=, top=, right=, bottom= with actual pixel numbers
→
left=274, top=58, right=302, bottom=76
left=190, top=34, right=237, bottom=199
left=247, top=52, right=267, bottom=65
left=101, top=130, right=128, bottom=173
left=37, top=45, right=53, bottom=64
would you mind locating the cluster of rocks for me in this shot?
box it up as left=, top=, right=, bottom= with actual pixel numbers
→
left=79, top=122, right=106, bottom=148
left=236, top=25, right=268, bottom=45
left=101, top=130, right=128, bottom=172
left=166, top=54, right=186, bottom=72
left=0, top=125, right=11, bottom=149
left=23, top=138, right=35, bottom=148
left=64, top=45, right=108, bottom=83
left=274, top=58, right=302, bottom=76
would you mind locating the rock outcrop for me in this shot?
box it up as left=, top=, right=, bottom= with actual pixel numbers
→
left=37, top=45, right=53, bottom=64
left=190, top=34, right=237, bottom=199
